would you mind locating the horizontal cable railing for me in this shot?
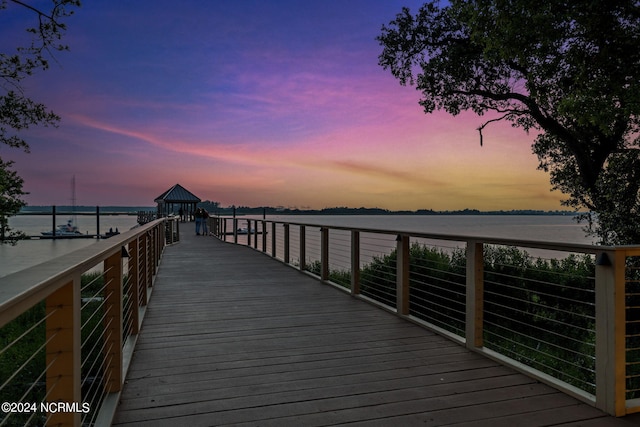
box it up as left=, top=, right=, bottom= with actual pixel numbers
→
left=326, top=228, right=351, bottom=290
left=482, top=247, right=597, bottom=395
left=210, top=216, right=640, bottom=417
left=0, top=218, right=179, bottom=426
left=626, top=252, right=640, bottom=405
left=408, top=241, right=467, bottom=338
left=359, top=231, right=398, bottom=309
left=303, top=226, right=321, bottom=276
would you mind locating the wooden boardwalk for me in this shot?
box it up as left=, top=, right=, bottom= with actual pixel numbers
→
left=112, top=230, right=640, bottom=426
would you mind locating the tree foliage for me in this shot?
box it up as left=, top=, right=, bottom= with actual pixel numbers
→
left=377, top=0, right=640, bottom=244
left=0, top=0, right=79, bottom=243
left=0, top=158, right=26, bottom=243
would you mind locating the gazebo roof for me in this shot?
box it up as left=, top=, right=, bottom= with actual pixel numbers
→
left=154, top=184, right=201, bottom=203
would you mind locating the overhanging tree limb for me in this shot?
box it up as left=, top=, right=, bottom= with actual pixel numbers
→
left=476, top=114, right=510, bottom=146
left=378, top=0, right=640, bottom=244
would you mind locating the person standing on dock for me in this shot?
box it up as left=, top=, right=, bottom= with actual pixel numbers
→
left=195, top=208, right=203, bottom=235
left=201, top=208, right=209, bottom=236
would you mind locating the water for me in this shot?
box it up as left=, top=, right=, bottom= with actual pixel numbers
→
left=1, top=214, right=594, bottom=278
left=0, top=215, right=139, bottom=277
left=224, top=214, right=596, bottom=264
left=238, top=214, right=594, bottom=244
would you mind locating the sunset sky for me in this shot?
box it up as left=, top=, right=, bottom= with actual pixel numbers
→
left=1, top=0, right=565, bottom=210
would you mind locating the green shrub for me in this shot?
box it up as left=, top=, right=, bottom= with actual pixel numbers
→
left=353, top=242, right=597, bottom=393
left=304, top=260, right=351, bottom=289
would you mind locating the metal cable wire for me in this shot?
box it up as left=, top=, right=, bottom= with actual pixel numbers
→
left=483, top=284, right=594, bottom=323
left=0, top=307, right=57, bottom=358
left=81, top=297, right=109, bottom=338
left=80, top=298, right=112, bottom=371
left=0, top=343, right=58, bottom=426
left=0, top=330, right=57, bottom=393
left=83, top=338, right=113, bottom=404
left=488, top=330, right=595, bottom=393
left=81, top=269, right=107, bottom=294
left=486, top=269, right=595, bottom=303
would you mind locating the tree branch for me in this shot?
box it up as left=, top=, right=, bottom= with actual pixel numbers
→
left=8, top=0, right=58, bottom=23
left=477, top=114, right=511, bottom=146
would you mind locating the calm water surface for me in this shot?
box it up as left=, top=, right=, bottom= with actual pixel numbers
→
left=1, top=214, right=594, bottom=278
left=230, top=214, right=596, bottom=265
left=0, top=215, right=139, bottom=277
left=244, top=214, right=594, bottom=244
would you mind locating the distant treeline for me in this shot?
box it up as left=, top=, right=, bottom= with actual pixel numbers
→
left=199, top=203, right=579, bottom=217
left=20, top=204, right=579, bottom=217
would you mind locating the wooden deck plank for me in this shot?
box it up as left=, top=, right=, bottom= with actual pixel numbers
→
left=117, top=358, right=511, bottom=410
left=112, top=231, right=639, bottom=426
left=119, top=365, right=519, bottom=411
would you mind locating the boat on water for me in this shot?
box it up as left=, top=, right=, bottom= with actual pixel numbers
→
left=41, top=220, right=85, bottom=238
left=40, top=176, right=90, bottom=239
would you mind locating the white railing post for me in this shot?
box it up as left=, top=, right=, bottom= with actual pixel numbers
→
left=351, top=230, right=360, bottom=295
left=465, top=240, right=484, bottom=349
left=595, top=249, right=626, bottom=416
left=396, top=234, right=410, bottom=315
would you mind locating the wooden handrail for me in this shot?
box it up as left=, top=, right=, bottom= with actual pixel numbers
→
left=0, top=220, right=161, bottom=326
left=0, top=218, right=180, bottom=426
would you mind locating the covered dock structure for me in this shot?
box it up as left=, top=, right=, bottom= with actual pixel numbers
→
left=154, top=183, right=201, bottom=220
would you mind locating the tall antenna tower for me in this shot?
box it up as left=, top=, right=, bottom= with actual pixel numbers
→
left=70, top=175, right=77, bottom=226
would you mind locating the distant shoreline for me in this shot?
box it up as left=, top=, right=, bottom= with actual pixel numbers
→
left=18, top=206, right=153, bottom=215
left=19, top=205, right=581, bottom=217
left=196, top=205, right=581, bottom=217
left=261, top=209, right=580, bottom=216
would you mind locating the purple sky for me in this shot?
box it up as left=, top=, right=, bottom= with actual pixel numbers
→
left=1, top=1, right=563, bottom=210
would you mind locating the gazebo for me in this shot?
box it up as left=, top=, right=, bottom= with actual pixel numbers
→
left=154, top=183, right=201, bottom=221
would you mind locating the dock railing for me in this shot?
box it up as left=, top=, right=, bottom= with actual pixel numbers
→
left=211, top=216, right=640, bottom=417
left=0, top=218, right=179, bottom=426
